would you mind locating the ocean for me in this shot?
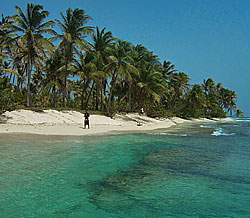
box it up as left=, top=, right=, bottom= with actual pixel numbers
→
left=0, top=118, right=250, bottom=217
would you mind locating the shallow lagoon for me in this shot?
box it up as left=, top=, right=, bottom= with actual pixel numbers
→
left=0, top=119, right=250, bottom=217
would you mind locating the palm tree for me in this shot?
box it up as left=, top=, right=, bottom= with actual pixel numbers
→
left=136, top=63, right=166, bottom=112
left=236, top=109, right=244, bottom=117
left=91, top=27, right=115, bottom=66
left=73, top=52, right=106, bottom=110
left=0, top=14, right=19, bottom=78
left=0, top=16, right=21, bottom=79
left=169, top=72, right=190, bottom=108
left=104, top=41, right=139, bottom=114
left=202, top=78, right=216, bottom=96
left=91, top=26, right=116, bottom=110
left=43, top=48, right=66, bottom=107
left=9, top=3, right=55, bottom=107
left=187, top=84, right=206, bottom=109
left=54, top=8, right=93, bottom=107
left=129, top=44, right=147, bottom=66
left=0, top=14, right=17, bottom=51
left=161, top=60, right=177, bottom=79
left=128, top=43, right=162, bottom=111
left=218, top=87, right=237, bottom=116
left=201, top=78, right=220, bottom=114
left=228, top=90, right=237, bottom=117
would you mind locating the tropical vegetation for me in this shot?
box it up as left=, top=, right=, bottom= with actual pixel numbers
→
left=0, top=3, right=243, bottom=117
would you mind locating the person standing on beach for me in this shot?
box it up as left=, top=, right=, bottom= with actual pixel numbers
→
left=140, top=107, right=144, bottom=115
left=84, top=110, right=90, bottom=129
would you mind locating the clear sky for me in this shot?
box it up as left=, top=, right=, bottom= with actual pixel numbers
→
left=2, top=0, right=250, bottom=116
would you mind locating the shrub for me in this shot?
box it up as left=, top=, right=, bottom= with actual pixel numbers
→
left=147, top=105, right=175, bottom=118
left=0, top=77, right=16, bottom=113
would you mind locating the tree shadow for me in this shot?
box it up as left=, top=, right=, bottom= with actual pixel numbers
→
left=0, top=114, right=11, bottom=124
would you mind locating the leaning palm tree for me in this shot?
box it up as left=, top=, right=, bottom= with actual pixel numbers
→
left=218, top=88, right=237, bottom=116
left=54, top=8, right=94, bottom=107
left=9, top=3, right=55, bottom=107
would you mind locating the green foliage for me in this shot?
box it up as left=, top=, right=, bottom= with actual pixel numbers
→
left=172, top=82, right=228, bottom=119
left=208, top=107, right=227, bottom=118
left=148, top=105, right=175, bottom=118
left=0, top=4, right=242, bottom=118
left=236, top=109, right=244, bottom=117
left=0, top=77, right=15, bottom=113
left=177, top=107, right=205, bottom=119
left=15, top=88, right=27, bottom=106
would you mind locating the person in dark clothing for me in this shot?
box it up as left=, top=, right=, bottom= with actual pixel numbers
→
left=140, top=107, right=144, bottom=115
left=84, top=110, right=90, bottom=129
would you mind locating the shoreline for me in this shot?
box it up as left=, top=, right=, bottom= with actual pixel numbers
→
left=0, top=109, right=235, bottom=136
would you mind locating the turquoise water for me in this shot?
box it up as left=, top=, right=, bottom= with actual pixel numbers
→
left=0, top=119, right=250, bottom=217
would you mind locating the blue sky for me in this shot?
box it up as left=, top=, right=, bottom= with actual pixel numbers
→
left=2, top=0, right=250, bottom=116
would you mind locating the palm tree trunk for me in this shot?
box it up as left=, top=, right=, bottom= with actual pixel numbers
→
left=9, top=72, right=12, bottom=82
left=117, top=95, right=127, bottom=112
left=85, top=82, right=95, bottom=110
left=107, top=91, right=112, bottom=114
left=81, top=87, right=84, bottom=110
left=52, top=85, right=56, bottom=107
left=56, top=91, right=60, bottom=107
left=14, top=79, right=20, bottom=103
left=101, top=86, right=103, bottom=110
left=107, top=72, right=118, bottom=114
left=101, top=80, right=106, bottom=111
left=81, top=81, right=89, bottom=110
left=63, top=61, right=68, bottom=107
left=12, top=74, right=16, bottom=84
left=95, top=86, right=99, bottom=110
left=27, top=56, right=31, bottom=107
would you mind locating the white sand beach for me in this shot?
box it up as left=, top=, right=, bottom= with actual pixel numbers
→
left=0, top=109, right=235, bottom=136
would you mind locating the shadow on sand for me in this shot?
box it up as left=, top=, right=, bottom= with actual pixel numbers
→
left=0, top=114, right=11, bottom=124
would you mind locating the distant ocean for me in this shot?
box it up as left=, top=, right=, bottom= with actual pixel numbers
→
left=0, top=118, right=250, bottom=217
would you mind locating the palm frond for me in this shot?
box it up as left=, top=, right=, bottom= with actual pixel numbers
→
left=38, top=20, right=55, bottom=29
left=14, top=6, right=28, bottom=27
left=55, top=18, right=67, bottom=31
left=1, top=68, right=21, bottom=76
left=37, top=28, right=57, bottom=36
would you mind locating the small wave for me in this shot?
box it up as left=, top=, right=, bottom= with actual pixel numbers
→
left=211, top=128, right=235, bottom=136
left=200, top=125, right=210, bottom=128
left=235, top=117, right=250, bottom=122
left=147, top=133, right=188, bottom=137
